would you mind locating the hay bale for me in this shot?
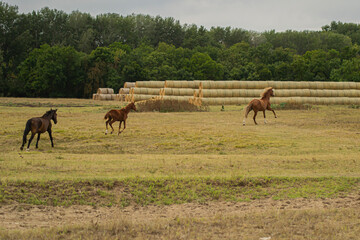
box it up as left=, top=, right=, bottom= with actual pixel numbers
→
left=124, top=82, right=136, bottom=88
left=162, top=95, right=192, bottom=101
left=97, top=88, right=108, bottom=94
left=119, top=88, right=130, bottom=94
left=162, top=88, right=195, bottom=96
left=135, top=81, right=164, bottom=88
left=132, top=94, right=159, bottom=101
left=133, top=88, right=161, bottom=95
left=164, top=80, right=201, bottom=89
left=98, top=94, right=112, bottom=100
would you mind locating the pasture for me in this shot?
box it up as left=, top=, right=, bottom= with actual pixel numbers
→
left=0, top=97, right=360, bottom=239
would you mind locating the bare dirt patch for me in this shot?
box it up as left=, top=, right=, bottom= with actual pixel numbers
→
left=1, top=194, right=359, bottom=231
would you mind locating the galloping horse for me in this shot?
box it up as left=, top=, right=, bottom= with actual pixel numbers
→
left=104, top=102, right=137, bottom=135
left=20, top=109, right=58, bottom=151
left=243, top=87, right=277, bottom=125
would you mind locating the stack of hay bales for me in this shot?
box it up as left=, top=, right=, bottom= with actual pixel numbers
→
left=93, top=88, right=117, bottom=101
left=191, top=80, right=360, bottom=106
left=116, top=80, right=360, bottom=105
left=123, top=81, right=165, bottom=102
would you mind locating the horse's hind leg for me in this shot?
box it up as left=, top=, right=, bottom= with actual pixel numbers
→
left=109, top=120, right=116, bottom=134
left=27, top=133, right=35, bottom=151
left=36, top=133, right=41, bottom=148
left=20, top=133, right=27, bottom=151
left=105, top=119, right=110, bottom=135
left=253, top=111, right=258, bottom=125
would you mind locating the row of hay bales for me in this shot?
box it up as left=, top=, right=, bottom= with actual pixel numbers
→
left=92, top=88, right=117, bottom=100
left=108, top=80, right=360, bottom=105
left=134, top=80, right=360, bottom=90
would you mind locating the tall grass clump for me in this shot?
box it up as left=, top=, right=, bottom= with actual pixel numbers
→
left=135, top=99, right=209, bottom=112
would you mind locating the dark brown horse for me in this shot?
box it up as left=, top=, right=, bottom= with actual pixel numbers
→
left=243, top=87, right=277, bottom=125
left=20, top=109, right=58, bottom=151
left=104, top=102, right=137, bottom=135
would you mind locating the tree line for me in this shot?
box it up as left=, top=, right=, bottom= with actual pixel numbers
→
left=1, top=2, right=360, bottom=98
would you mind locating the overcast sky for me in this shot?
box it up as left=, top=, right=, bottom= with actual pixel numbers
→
left=3, top=0, right=360, bottom=32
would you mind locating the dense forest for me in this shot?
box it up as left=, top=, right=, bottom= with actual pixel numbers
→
left=1, top=2, right=360, bottom=98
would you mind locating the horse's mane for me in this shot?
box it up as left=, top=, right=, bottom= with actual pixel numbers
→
left=122, top=102, right=135, bottom=111
left=42, top=109, right=55, bottom=118
left=261, top=87, right=273, bottom=98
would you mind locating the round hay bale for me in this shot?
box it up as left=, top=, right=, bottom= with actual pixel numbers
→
left=124, top=82, right=136, bottom=88
left=97, top=88, right=108, bottom=94
left=133, top=88, right=161, bottom=95
left=119, top=88, right=130, bottom=94
left=165, top=80, right=200, bottom=88
left=135, top=81, right=164, bottom=88
left=98, top=94, right=112, bottom=100
left=132, top=94, right=159, bottom=101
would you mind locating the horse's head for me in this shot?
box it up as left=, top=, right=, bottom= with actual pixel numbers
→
left=130, top=102, right=137, bottom=112
left=51, top=109, right=58, bottom=124
left=261, top=87, right=274, bottom=99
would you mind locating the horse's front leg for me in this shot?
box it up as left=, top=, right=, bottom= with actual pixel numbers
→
left=272, top=109, right=277, bottom=118
left=36, top=133, right=41, bottom=148
left=263, top=111, right=267, bottom=124
left=267, top=105, right=277, bottom=118
left=48, top=130, right=54, bottom=147
left=118, top=121, right=122, bottom=135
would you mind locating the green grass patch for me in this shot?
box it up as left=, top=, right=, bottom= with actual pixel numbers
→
left=0, top=177, right=358, bottom=207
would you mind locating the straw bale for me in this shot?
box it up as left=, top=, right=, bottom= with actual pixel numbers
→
left=97, top=88, right=108, bottom=94
left=165, top=80, right=200, bottom=89
left=163, top=88, right=195, bottom=96
left=124, top=82, right=136, bottom=88
left=92, top=94, right=97, bottom=100
left=133, top=88, right=161, bottom=95
left=135, top=81, right=165, bottom=88
left=162, top=95, right=192, bottom=101
left=132, top=94, right=159, bottom=101
left=98, top=94, right=112, bottom=100
left=119, top=88, right=130, bottom=94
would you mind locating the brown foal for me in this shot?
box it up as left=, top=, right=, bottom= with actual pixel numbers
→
left=104, top=102, right=137, bottom=135
left=243, top=87, right=277, bottom=125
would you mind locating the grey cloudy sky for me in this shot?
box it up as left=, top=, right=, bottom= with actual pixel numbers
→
left=4, top=0, right=360, bottom=32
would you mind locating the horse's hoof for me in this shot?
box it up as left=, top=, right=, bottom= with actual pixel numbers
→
left=26, top=148, right=29, bottom=152
left=20, top=147, right=23, bottom=151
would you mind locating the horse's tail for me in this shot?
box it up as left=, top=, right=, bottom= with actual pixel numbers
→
left=21, top=119, right=32, bottom=150
left=104, top=111, right=111, bottom=120
left=244, top=103, right=253, bottom=118
left=243, top=103, right=253, bottom=125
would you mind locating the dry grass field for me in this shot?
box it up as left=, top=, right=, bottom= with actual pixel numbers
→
left=0, top=97, right=359, bottom=239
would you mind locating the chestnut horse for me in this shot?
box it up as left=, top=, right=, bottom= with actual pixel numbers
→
left=243, top=87, right=277, bottom=125
left=104, top=102, right=137, bottom=135
left=20, top=109, right=58, bottom=151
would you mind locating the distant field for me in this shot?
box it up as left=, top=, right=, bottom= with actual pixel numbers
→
left=0, top=97, right=359, bottom=239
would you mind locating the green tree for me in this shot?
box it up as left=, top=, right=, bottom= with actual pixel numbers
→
left=190, top=52, right=224, bottom=80
left=330, top=58, right=360, bottom=82
left=18, top=44, right=84, bottom=97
